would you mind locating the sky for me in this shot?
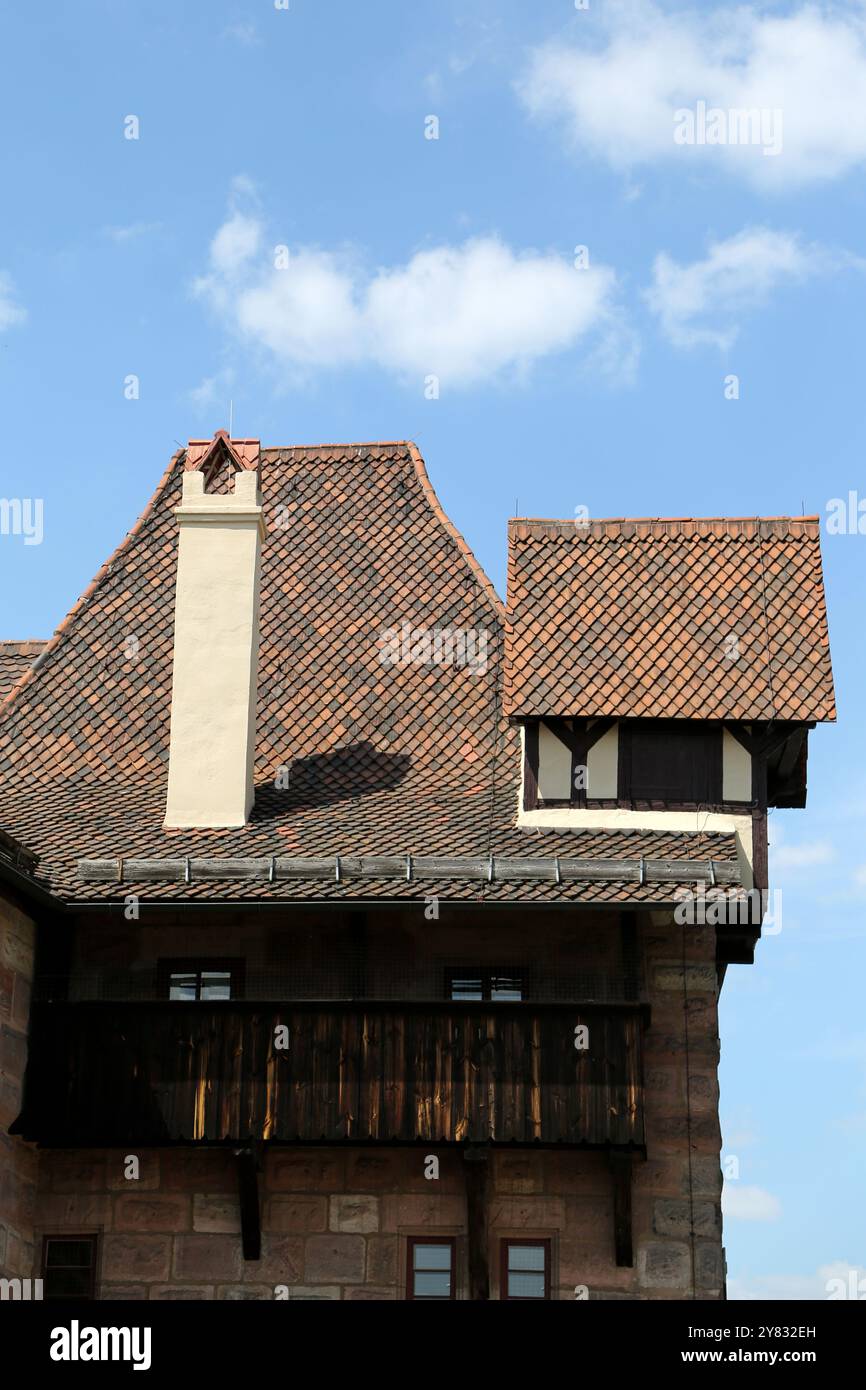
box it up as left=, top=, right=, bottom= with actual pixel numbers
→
left=1, top=0, right=865, bottom=1301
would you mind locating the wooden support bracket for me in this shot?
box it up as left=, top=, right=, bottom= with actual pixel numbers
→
left=235, top=1141, right=262, bottom=1261
left=464, top=1145, right=490, bottom=1300
left=610, top=1151, right=634, bottom=1268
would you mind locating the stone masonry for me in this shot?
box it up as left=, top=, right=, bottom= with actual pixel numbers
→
left=10, top=910, right=724, bottom=1300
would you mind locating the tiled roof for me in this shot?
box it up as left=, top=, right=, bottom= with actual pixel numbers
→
left=504, top=517, right=836, bottom=722
left=0, top=640, right=47, bottom=701
left=0, top=446, right=744, bottom=904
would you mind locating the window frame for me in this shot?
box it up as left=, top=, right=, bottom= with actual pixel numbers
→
left=500, top=1237, right=551, bottom=1301
left=157, top=957, right=246, bottom=1001
left=406, top=1236, right=457, bottom=1301
left=445, top=968, right=527, bottom=1002
left=42, top=1233, right=99, bottom=1301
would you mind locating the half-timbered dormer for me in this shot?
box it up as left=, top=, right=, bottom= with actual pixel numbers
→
left=505, top=516, right=835, bottom=907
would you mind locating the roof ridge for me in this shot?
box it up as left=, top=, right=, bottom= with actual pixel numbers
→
left=509, top=515, right=821, bottom=526
left=407, top=442, right=505, bottom=619
left=261, top=439, right=414, bottom=454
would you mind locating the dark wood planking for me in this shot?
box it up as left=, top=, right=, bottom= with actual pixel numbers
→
left=16, top=1001, right=647, bottom=1150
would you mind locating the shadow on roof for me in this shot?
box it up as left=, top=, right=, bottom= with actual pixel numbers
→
left=251, top=743, right=412, bottom=817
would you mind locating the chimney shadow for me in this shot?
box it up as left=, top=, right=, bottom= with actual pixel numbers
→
left=251, top=742, right=412, bottom=818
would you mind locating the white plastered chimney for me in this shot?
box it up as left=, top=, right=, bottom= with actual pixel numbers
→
left=164, top=433, right=266, bottom=829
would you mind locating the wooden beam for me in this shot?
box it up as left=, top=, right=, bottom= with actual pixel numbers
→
left=464, top=1146, right=490, bottom=1300
left=235, top=1144, right=261, bottom=1261
left=610, top=1151, right=634, bottom=1267
left=620, top=914, right=639, bottom=1002
left=523, top=722, right=539, bottom=811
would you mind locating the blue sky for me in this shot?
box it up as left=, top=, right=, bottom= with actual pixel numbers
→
left=1, top=0, right=865, bottom=1299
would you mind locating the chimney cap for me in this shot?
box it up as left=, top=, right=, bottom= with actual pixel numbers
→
left=185, top=430, right=260, bottom=474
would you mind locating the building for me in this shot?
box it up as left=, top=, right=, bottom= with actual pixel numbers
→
left=0, top=432, right=835, bottom=1300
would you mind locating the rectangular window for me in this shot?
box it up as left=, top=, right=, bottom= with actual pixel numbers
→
left=158, top=959, right=245, bottom=1001
left=447, top=969, right=524, bottom=1002
left=618, top=722, right=723, bottom=804
left=42, top=1235, right=98, bottom=1300
left=501, top=1239, right=551, bottom=1300
left=406, top=1238, right=456, bottom=1300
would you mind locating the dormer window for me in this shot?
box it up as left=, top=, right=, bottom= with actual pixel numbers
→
left=524, top=718, right=753, bottom=811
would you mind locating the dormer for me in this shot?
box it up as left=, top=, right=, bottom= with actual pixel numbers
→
left=504, top=517, right=836, bottom=883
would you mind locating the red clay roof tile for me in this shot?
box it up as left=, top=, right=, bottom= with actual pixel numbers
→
left=504, top=516, right=836, bottom=722
left=0, top=449, right=749, bottom=904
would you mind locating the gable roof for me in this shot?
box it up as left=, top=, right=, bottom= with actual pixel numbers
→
left=504, top=517, right=836, bottom=722
left=0, top=446, right=743, bottom=905
left=0, top=640, right=48, bottom=701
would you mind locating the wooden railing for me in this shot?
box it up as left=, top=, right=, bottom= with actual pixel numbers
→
left=15, top=1001, right=646, bottom=1148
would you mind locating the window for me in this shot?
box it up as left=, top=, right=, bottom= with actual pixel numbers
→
left=406, top=1238, right=456, bottom=1300
left=447, top=969, right=524, bottom=1001
left=618, top=722, right=722, bottom=804
left=158, top=959, right=245, bottom=1001
left=500, top=1239, right=551, bottom=1300
left=42, top=1235, right=98, bottom=1300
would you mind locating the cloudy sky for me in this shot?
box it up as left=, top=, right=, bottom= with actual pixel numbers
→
left=1, top=0, right=865, bottom=1300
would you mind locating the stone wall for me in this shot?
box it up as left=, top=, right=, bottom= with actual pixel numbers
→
left=24, top=911, right=724, bottom=1300
left=0, top=891, right=38, bottom=1280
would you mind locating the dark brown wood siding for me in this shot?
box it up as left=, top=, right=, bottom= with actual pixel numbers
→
left=16, top=1001, right=645, bottom=1149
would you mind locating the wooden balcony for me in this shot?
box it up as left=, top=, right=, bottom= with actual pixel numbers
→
left=15, top=1000, right=646, bottom=1149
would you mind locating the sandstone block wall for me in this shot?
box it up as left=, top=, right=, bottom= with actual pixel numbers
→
left=20, top=912, right=724, bottom=1300
left=0, top=893, right=38, bottom=1281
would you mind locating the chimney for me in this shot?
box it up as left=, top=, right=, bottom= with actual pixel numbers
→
left=164, top=432, right=266, bottom=829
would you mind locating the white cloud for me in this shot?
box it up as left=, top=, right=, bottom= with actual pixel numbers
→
left=0, top=272, right=26, bottom=332
left=103, top=222, right=161, bottom=243
left=729, top=1262, right=866, bottom=1301
left=518, top=2, right=866, bottom=191
left=223, top=22, right=259, bottom=48
left=769, top=821, right=837, bottom=872
left=722, top=1184, right=782, bottom=1222
left=209, top=211, right=263, bottom=279
left=195, top=200, right=620, bottom=388
left=188, top=368, right=235, bottom=414
left=773, top=841, right=836, bottom=872
left=644, top=228, right=836, bottom=350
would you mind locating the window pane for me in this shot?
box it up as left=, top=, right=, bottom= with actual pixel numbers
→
left=200, top=971, right=231, bottom=1000
left=450, top=976, right=483, bottom=1000
left=413, top=1271, right=451, bottom=1298
left=508, top=1271, right=545, bottom=1299
left=46, top=1240, right=93, bottom=1268
left=508, top=1244, right=545, bottom=1271
left=491, top=976, right=523, bottom=1001
left=45, top=1268, right=93, bottom=1298
left=169, top=973, right=198, bottom=1000
left=414, top=1244, right=452, bottom=1270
